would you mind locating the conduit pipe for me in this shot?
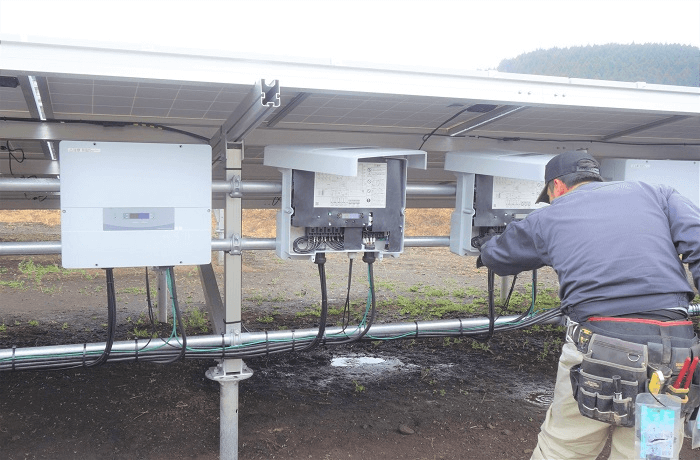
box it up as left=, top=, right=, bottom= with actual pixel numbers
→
left=2, top=306, right=699, bottom=371
left=0, top=313, right=563, bottom=370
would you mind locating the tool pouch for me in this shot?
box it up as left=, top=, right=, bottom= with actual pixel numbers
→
left=570, top=334, right=647, bottom=427
left=649, top=343, right=700, bottom=422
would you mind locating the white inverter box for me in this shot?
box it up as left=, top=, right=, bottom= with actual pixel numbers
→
left=600, top=158, right=700, bottom=207
left=60, top=141, right=212, bottom=268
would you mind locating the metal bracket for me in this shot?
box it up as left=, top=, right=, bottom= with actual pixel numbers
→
left=209, top=79, right=280, bottom=159
left=229, top=233, right=242, bottom=255
left=229, top=174, right=242, bottom=198
left=206, top=361, right=254, bottom=383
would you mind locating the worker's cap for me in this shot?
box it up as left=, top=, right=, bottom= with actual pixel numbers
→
left=536, top=151, right=601, bottom=203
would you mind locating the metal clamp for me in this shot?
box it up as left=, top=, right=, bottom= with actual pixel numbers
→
left=229, top=233, right=242, bottom=255
left=229, top=174, right=242, bottom=198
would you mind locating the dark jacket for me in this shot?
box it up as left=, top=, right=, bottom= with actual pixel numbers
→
left=480, top=181, right=700, bottom=321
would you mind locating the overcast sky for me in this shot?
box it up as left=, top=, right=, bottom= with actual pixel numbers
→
left=1, top=0, right=698, bottom=71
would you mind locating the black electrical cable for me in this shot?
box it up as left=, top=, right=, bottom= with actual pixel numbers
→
left=418, top=107, right=470, bottom=150
left=340, top=257, right=354, bottom=333
left=85, top=268, right=117, bottom=367
left=299, top=253, right=329, bottom=351
left=4, top=141, right=25, bottom=176
left=432, top=132, right=700, bottom=147
left=497, top=269, right=541, bottom=327
left=145, top=267, right=156, bottom=327
left=533, top=269, right=538, bottom=307
left=355, top=251, right=378, bottom=342
left=292, top=236, right=320, bottom=254
left=327, top=251, right=378, bottom=345
left=472, top=269, right=496, bottom=342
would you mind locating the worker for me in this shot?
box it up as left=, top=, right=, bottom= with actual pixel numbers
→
left=473, top=150, right=700, bottom=459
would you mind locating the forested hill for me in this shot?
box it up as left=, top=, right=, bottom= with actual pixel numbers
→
left=497, top=43, right=700, bottom=87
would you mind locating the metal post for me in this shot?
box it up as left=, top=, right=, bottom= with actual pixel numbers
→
left=155, top=267, right=169, bottom=323
left=206, top=144, right=251, bottom=460
left=500, top=276, right=511, bottom=303
left=205, top=363, right=254, bottom=459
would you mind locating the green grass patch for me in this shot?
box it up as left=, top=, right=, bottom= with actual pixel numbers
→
left=389, top=296, right=479, bottom=320
left=452, top=287, right=484, bottom=298
left=256, top=315, right=275, bottom=323
left=0, top=279, right=25, bottom=289
left=18, top=259, right=64, bottom=284
left=130, top=327, right=154, bottom=339
left=184, top=308, right=209, bottom=332
left=295, top=307, right=321, bottom=318
left=423, top=286, right=450, bottom=297
left=374, top=280, right=400, bottom=292
left=118, top=287, right=148, bottom=295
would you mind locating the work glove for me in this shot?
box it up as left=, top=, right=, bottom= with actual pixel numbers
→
left=472, top=231, right=500, bottom=269
left=471, top=232, right=498, bottom=250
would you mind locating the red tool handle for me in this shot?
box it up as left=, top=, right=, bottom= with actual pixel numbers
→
left=673, top=357, right=691, bottom=389
left=684, top=356, right=699, bottom=389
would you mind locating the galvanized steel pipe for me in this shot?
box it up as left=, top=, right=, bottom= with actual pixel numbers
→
left=0, top=177, right=455, bottom=196
left=0, top=241, right=62, bottom=255
left=0, top=236, right=452, bottom=256
left=405, top=183, right=456, bottom=196
left=0, top=177, right=60, bottom=192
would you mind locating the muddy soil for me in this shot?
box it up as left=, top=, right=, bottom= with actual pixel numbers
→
left=0, top=218, right=698, bottom=459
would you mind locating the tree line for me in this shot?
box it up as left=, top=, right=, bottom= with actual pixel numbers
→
left=497, top=43, right=700, bottom=87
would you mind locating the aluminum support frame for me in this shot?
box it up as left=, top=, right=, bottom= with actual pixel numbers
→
left=205, top=144, right=251, bottom=460
left=198, top=263, right=226, bottom=336
left=209, top=79, right=280, bottom=159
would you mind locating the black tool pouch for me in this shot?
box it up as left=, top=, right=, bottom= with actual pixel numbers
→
left=570, top=334, right=647, bottom=427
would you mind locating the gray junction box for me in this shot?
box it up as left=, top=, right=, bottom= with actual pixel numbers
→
left=263, top=145, right=427, bottom=261
left=444, top=150, right=553, bottom=256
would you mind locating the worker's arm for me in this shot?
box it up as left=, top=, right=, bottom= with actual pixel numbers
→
left=665, top=186, right=700, bottom=290
left=479, top=217, right=547, bottom=276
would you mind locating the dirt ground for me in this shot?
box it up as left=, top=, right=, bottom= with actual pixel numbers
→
left=0, top=210, right=698, bottom=459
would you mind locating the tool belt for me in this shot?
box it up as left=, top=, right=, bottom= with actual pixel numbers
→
left=567, top=317, right=700, bottom=428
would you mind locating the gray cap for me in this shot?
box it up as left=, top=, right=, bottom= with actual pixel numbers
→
left=536, top=151, right=601, bottom=203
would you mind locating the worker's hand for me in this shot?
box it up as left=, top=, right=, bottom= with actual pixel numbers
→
left=471, top=232, right=497, bottom=250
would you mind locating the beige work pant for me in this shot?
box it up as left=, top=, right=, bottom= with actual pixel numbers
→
left=530, top=342, right=635, bottom=460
